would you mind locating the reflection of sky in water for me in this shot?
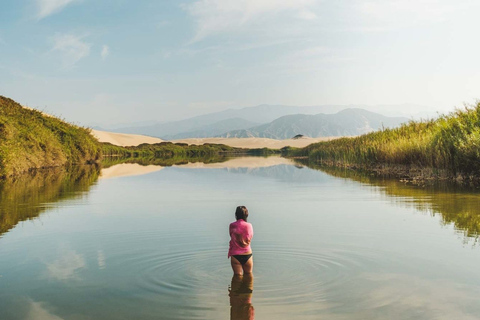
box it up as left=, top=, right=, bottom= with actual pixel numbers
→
left=0, top=162, right=479, bottom=319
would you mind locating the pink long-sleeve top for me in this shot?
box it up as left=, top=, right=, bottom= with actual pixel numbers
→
left=228, top=219, right=254, bottom=257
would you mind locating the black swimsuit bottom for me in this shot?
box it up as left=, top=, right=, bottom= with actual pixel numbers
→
left=232, top=254, right=252, bottom=265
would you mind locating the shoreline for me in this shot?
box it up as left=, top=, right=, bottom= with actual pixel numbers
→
left=292, top=159, right=480, bottom=186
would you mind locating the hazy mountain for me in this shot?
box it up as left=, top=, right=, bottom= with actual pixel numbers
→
left=163, top=118, right=259, bottom=139
left=111, top=104, right=357, bottom=137
left=220, top=109, right=409, bottom=139
left=110, top=104, right=420, bottom=138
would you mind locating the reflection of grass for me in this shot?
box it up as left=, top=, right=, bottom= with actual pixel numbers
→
left=299, top=160, right=480, bottom=241
left=101, top=142, right=279, bottom=167
left=288, top=103, right=480, bottom=180
left=0, top=165, right=100, bottom=236
left=100, top=154, right=232, bottom=169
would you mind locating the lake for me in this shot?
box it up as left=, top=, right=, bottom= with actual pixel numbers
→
left=1, top=157, right=479, bottom=320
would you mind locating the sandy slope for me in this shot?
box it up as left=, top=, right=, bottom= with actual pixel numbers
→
left=92, top=129, right=332, bottom=148
left=91, top=129, right=164, bottom=146
left=171, top=137, right=333, bottom=149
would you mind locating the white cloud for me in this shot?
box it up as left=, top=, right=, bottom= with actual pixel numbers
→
left=353, top=0, right=475, bottom=31
left=296, top=10, right=317, bottom=20
left=184, top=0, right=319, bottom=41
left=27, top=301, right=64, bottom=320
left=52, top=33, right=91, bottom=67
left=101, top=45, right=110, bottom=60
left=36, top=0, right=78, bottom=20
left=45, top=249, right=86, bottom=280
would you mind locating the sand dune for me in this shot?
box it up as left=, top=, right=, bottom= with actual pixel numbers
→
left=92, top=129, right=332, bottom=148
left=171, top=137, right=332, bottom=148
left=91, top=129, right=164, bottom=147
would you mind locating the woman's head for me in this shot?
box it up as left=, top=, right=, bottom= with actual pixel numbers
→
left=235, top=206, right=249, bottom=222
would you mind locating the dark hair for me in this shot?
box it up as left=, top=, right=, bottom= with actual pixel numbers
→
left=235, top=206, right=249, bottom=222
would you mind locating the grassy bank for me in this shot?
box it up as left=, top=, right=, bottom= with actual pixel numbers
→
left=287, top=102, right=480, bottom=181
left=0, top=96, right=101, bottom=177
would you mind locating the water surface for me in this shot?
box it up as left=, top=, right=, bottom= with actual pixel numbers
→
left=1, top=157, right=479, bottom=319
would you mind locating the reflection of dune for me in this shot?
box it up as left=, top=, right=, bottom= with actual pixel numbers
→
left=100, top=163, right=164, bottom=179
left=176, top=156, right=295, bottom=169
left=101, top=157, right=295, bottom=177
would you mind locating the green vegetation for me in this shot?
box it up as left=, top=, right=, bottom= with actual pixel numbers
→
left=0, top=165, right=100, bottom=236
left=100, top=142, right=279, bottom=167
left=102, top=141, right=237, bottom=157
left=288, top=102, right=480, bottom=180
left=100, top=153, right=232, bottom=168
left=0, top=96, right=101, bottom=177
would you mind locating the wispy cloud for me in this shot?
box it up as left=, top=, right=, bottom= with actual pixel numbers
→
left=27, top=301, right=64, bottom=320
left=359, top=0, right=453, bottom=22
left=183, top=0, right=319, bottom=42
left=101, top=45, right=110, bottom=60
left=36, top=0, right=79, bottom=20
left=45, top=249, right=86, bottom=281
left=350, top=0, right=476, bottom=32
left=51, top=33, right=90, bottom=68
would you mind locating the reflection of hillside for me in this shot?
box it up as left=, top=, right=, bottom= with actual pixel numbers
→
left=0, top=165, right=100, bottom=236
left=300, top=161, right=480, bottom=240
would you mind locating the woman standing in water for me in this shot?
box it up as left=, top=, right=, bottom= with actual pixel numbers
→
left=228, top=206, right=254, bottom=275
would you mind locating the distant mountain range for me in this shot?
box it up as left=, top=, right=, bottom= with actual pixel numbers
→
left=107, top=104, right=413, bottom=139
left=111, top=104, right=347, bottom=137
left=163, top=118, right=259, bottom=140
left=220, top=109, right=408, bottom=139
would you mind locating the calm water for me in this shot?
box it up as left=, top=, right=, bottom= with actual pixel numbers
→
left=1, top=158, right=480, bottom=320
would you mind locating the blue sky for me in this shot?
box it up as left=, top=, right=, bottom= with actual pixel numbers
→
left=1, top=0, right=479, bottom=126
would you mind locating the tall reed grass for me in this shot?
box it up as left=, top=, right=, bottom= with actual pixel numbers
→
left=290, top=102, right=480, bottom=176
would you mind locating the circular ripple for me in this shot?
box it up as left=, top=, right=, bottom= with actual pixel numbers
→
left=251, top=243, right=375, bottom=306
left=132, top=245, right=229, bottom=298
left=120, top=240, right=378, bottom=310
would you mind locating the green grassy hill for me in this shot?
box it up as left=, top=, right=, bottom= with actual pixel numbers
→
left=288, top=102, right=480, bottom=180
left=0, top=96, right=101, bottom=177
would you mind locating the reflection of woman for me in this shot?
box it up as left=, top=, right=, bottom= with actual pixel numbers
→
left=229, top=274, right=254, bottom=320
left=228, top=206, right=253, bottom=275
